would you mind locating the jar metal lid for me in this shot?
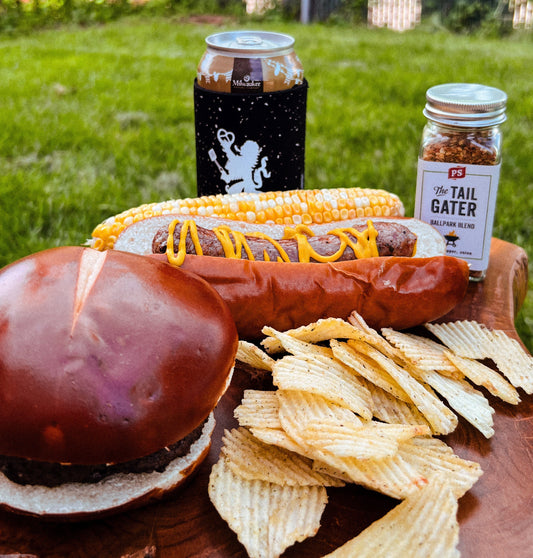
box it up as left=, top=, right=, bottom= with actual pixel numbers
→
left=424, top=83, right=507, bottom=128
left=205, top=31, right=295, bottom=58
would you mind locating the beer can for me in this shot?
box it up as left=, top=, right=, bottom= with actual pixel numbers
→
left=197, top=30, right=304, bottom=93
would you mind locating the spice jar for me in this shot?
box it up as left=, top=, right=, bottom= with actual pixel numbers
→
left=414, top=83, right=507, bottom=281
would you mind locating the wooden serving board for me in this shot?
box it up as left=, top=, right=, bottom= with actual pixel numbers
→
left=0, top=238, right=531, bottom=558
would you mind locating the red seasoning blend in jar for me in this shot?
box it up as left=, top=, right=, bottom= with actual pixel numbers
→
left=197, top=31, right=304, bottom=93
left=414, top=83, right=507, bottom=281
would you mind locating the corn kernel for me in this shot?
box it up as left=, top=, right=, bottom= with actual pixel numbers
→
left=92, top=238, right=104, bottom=251
left=264, top=207, right=275, bottom=221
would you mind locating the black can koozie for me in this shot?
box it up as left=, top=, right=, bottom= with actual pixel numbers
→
left=194, top=79, right=308, bottom=197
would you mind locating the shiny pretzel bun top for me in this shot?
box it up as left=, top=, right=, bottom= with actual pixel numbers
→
left=0, top=246, right=238, bottom=465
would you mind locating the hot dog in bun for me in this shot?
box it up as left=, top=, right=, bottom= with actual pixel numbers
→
left=0, top=246, right=238, bottom=519
left=89, top=188, right=469, bottom=340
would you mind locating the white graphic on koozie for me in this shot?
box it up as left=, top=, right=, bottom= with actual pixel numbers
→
left=208, top=128, right=271, bottom=194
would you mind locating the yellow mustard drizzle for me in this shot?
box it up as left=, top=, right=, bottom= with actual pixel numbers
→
left=213, top=227, right=249, bottom=260
left=212, top=227, right=292, bottom=262
left=328, top=222, right=379, bottom=259
left=283, top=224, right=316, bottom=239
left=165, top=219, right=379, bottom=266
left=166, top=218, right=203, bottom=266
left=240, top=231, right=292, bottom=262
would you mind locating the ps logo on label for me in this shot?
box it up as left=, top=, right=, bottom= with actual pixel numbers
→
left=448, top=166, right=466, bottom=179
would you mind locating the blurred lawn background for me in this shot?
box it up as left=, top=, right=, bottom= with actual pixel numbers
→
left=0, top=9, right=532, bottom=349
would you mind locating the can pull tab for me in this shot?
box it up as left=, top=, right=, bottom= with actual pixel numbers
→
left=236, top=35, right=263, bottom=46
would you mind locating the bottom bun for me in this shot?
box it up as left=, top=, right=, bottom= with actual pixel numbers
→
left=0, top=412, right=215, bottom=521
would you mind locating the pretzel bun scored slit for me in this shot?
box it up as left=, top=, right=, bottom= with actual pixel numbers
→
left=0, top=246, right=238, bottom=519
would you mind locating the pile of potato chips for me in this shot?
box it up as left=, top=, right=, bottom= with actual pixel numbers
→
left=208, top=313, right=533, bottom=557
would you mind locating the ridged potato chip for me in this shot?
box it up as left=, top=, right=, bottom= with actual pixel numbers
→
left=251, top=426, right=315, bottom=457
left=236, top=340, right=275, bottom=371
left=302, top=419, right=430, bottom=460
left=347, top=338, right=458, bottom=435
left=234, top=390, right=281, bottom=429
left=322, top=476, right=460, bottom=558
left=302, top=419, right=396, bottom=460
left=414, top=370, right=495, bottom=438
left=275, top=391, right=428, bottom=499
left=272, top=353, right=373, bottom=420
left=261, top=317, right=365, bottom=354
left=488, top=329, right=533, bottom=394
left=348, top=311, right=406, bottom=361
left=221, top=427, right=344, bottom=487
left=331, top=340, right=411, bottom=402
left=444, top=350, right=520, bottom=404
left=313, top=449, right=428, bottom=500
left=398, top=437, right=482, bottom=498
left=425, top=320, right=493, bottom=359
left=364, top=380, right=431, bottom=427
left=208, top=314, right=533, bottom=557
left=427, top=321, right=533, bottom=394
left=381, top=328, right=461, bottom=376
left=250, top=426, right=352, bottom=484
left=262, top=327, right=334, bottom=359
left=208, top=458, right=327, bottom=558
left=277, top=389, right=361, bottom=447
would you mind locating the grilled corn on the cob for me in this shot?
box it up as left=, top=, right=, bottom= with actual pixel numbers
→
left=91, top=188, right=404, bottom=251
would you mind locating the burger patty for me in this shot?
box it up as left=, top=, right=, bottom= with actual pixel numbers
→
left=0, top=419, right=207, bottom=487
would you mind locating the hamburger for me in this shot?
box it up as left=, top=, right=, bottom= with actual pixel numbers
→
left=0, top=246, right=238, bottom=519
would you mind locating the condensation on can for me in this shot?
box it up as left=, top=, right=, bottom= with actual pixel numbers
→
left=197, top=31, right=304, bottom=93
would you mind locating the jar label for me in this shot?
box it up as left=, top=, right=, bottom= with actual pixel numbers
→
left=415, top=159, right=500, bottom=272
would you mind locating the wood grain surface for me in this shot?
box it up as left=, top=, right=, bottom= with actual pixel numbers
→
left=0, top=238, right=531, bottom=558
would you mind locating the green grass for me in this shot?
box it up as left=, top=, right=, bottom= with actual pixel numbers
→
left=1, top=17, right=532, bottom=350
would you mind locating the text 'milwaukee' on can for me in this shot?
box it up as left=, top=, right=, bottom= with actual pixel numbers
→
left=197, top=30, right=304, bottom=93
